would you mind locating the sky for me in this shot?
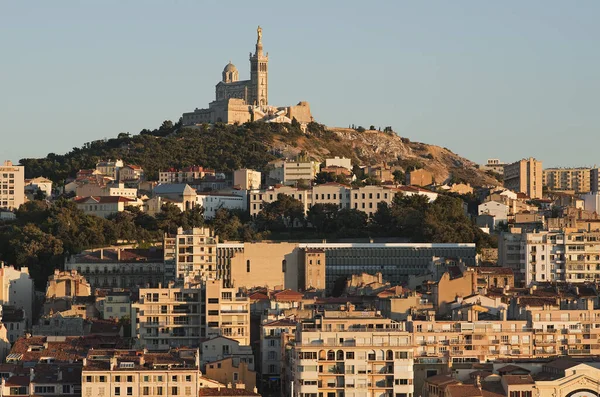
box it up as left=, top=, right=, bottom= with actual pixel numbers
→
left=1, top=1, right=599, bottom=168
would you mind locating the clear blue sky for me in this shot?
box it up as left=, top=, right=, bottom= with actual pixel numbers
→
left=1, top=1, right=599, bottom=168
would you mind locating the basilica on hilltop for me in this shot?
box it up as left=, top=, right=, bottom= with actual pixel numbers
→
left=182, top=26, right=313, bottom=126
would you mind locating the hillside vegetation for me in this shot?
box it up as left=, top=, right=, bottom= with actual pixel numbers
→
left=20, top=121, right=498, bottom=186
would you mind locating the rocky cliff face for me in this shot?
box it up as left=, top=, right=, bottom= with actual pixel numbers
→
left=273, top=127, right=500, bottom=187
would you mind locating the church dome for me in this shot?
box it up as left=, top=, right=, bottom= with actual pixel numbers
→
left=223, top=62, right=238, bottom=73
left=222, top=62, right=239, bottom=83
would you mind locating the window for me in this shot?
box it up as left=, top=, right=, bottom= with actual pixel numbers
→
left=127, top=387, right=133, bottom=396
left=233, top=372, right=239, bottom=381
left=171, top=387, right=178, bottom=396
left=143, top=387, right=150, bottom=396
left=115, top=376, right=121, bottom=382
left=143, top=376, right=150, bottom=382
left=157, top=387, right=163, bottom=396
left=171, top=376, right=177, bottom=382
left=127, top=376, right=133, bottom=382
left=185, top=375, right=192, bottom=382
left=247, top=260, right=251, bottom=272
left=115, top=387, right=121, bottom=396
left=86, top=376, right=93, bottom=383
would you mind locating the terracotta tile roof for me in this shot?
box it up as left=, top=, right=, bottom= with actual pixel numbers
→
left=272, top=289, right=304, bottom=302
left=263, top=319, right=297, bottom=327
left=248, top=292, right=269, bottom=301
left=445, top=384, right=483, bottom=397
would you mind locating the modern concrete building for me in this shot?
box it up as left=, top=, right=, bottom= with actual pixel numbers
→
left=288, top=308, right=414, bottom=397
left=133, top=280, right=249, bottom=350
left=542, top=168, right=591, bottom=193
left=324, top=156, right=352, bottom=171
left=591, top=167, right=600, bottom=193
left=503, top=158, right=543, bottom=199
left=0, top=160, right=25, bottom=210
left=163, top=227, right=218, bottom=282
left=481, top=159, right=506, bottom=175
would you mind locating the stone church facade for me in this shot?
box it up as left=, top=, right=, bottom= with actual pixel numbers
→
left=182, top=27, right=312, bottom=126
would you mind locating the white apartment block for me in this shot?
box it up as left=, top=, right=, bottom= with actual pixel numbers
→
left=163, top=227, right=218, bottom=282
left=0, top=263, right=34, bottom=327
left=502, top=230, right=600, bottom=285
left=233, top=169, right=262, bottom=190
left=0, top=161, right=25, bottom=210
left=268, top=161, right=321, bottom=185
left=289, top=309, right=414, bottom=397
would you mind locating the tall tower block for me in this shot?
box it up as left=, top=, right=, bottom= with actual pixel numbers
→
left=249, top=26, right=268, bottom=106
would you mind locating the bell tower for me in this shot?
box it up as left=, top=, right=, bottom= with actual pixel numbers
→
left=249, top=26, right=268, bottom=106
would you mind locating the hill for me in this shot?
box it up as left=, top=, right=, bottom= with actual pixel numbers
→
left=20, top=121, right=500, bottom=186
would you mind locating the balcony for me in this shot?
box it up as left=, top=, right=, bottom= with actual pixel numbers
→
left=568, top=349, right=591, bottom=355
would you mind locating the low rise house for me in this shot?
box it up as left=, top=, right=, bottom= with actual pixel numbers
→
left=74, top=196, right=142, bottom=218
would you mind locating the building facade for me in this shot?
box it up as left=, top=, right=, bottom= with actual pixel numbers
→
left=233, top=169, right=262, bottom=190
left=503, top=158, right=543, bottom=199
left=542, top=168, right=591, bottom=193
left=0, top=160, right=25, bottom=210
left=163, top=227, right=218, bottom=282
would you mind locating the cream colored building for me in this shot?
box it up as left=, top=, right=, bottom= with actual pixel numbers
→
left=0, top=160, right=25, bottom=210
left=133, top=282, right=204, bottom=350
left=289, top=308, right=414, bottom=397
left=204, top=357, right=257, bottom=392
left=133, top=280, right=250, bottom=350
left=74, top=196, right=143, bottom=218
left=76, top=182, right=138, bottom=198
left=543, top=167, right=591, bottom=193
left=46, top=269, right=92, bottom=299
left=182, top=27, right=312, bottom=126
left=164, top=227, right=218, bottom=282
left=81, top=349, right=222, bottom=397
left=481, top=158, right=506, bottom=175
left=233, top=169, right=261, bottom=190
left=503, top=158, right=543, bottom=199
left=204, top=279, right=250, bottom=345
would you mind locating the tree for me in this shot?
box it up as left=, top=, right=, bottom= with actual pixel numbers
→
left=392, top=170, right=405, bottom=184
left=307, top=203, right=339, bottom=233
left=256, top=194, right=305, bottom=231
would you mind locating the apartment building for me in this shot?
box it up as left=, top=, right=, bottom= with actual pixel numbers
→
left=0, top=160, right=25, bottom=210
left=289, top=308, right=414, bottom=397
left=260, top=318, right=297, bottom=390
left=65, top=248, right=165, bottom=290
left=542, top=168, right=591, bottom=193
left=75, top=182, right=138, bottom=198
left=499, top=230, right=600, bottom=285
left=24, top=176, right=53, bottom=199
left=325, top=157, right=352, bottom=171
left=163, top=227, right=218, bottom=282
left=503, top=158, right=542, bottom=199
left=233, top=169, right=262, bottom=190
left=205, top=279, right=251, bottom=345
left=159, top=166, right=216, bottom=184
left=0, top=263, right=34, bottom=328
left=133, top=280, right=250, bottom=350
left=119, top=164, right=145, bottom=181
left=406, top=169, right=433, bottom=187
left=81, top=349, right=217, bottom=397
left=132, top=283, right=204, bottom=350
